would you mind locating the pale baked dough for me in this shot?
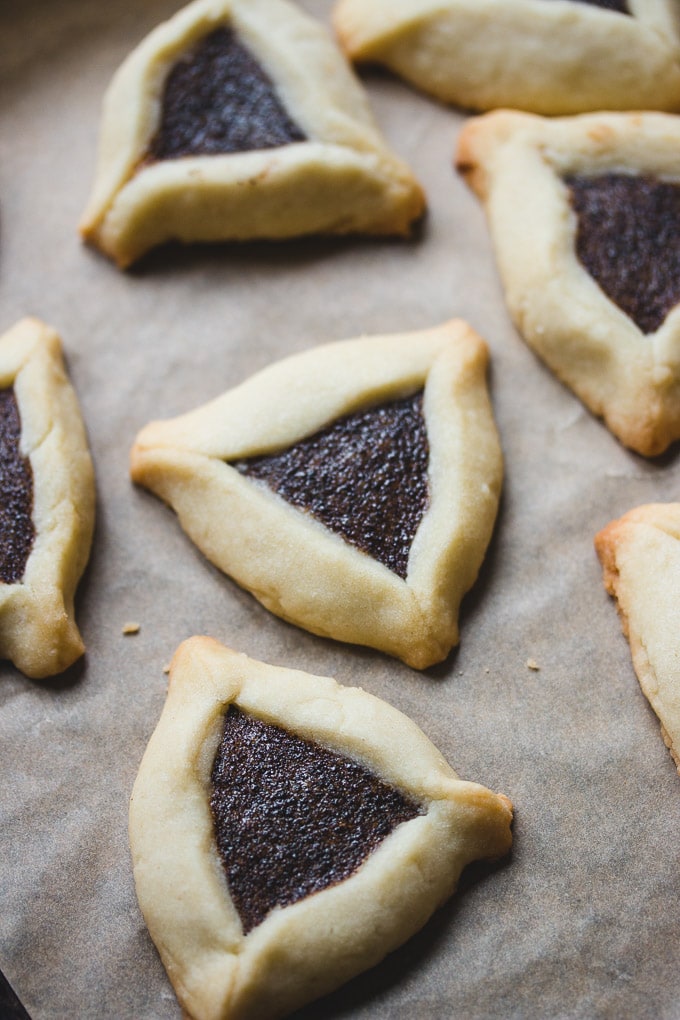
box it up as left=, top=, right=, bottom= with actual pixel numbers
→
left=129, top=636, right=514, bottom=1020
left=334, top=0, right=680, bottom=115
left=596, top=504, right=680, bottom=775
left=456, top=110, right=680, bottom=457
left=130, top=320, right=502, bottom=669
left=80, top=0, right=425, bottom=268
left=0, top=319, right=95, bottom=678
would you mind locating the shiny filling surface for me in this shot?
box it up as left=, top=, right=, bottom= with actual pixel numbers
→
left=149, top=25, right=306, bottom=160
left=232, top=392, right=429, bottom=579
left=0, top=388, right=34, bottom=584
left=565, top=173, right=680, bottom=334
left=210, top=707, right=421, bottom=934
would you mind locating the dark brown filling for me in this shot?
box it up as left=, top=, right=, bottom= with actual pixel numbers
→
left=148, top=26, right=306, bottom=161
left=210, top=707, right=421, bottom=934
left=0, top=388, right=34, bottom=585
left=232, top=393, right=429, bottom=579
left=547, top=0, right=629, bottom=11
left=565, top=173, right=680, bottom=334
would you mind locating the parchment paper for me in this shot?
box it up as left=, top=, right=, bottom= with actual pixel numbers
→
left=2, top=3, right=680, bottom=1018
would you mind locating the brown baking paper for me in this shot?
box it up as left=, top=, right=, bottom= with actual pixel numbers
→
left=2, top=2, right=680, bottom=1018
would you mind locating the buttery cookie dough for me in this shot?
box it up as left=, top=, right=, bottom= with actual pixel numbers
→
left=333, top=0, right=680, bottom=115
left=129, top=636, right=514, bottom=1020
left=456, top=110, right=680, bottom=457
left=596, top=504, right=680, bottom=776
left=130, top=320, right=502, bottom=669
left=0, top=319, right=95, bottom=678
left=80, top=0, right=425, bottom=268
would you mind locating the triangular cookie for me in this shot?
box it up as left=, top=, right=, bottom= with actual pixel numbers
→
left=79, top=0, right=425, bottom=268
left=130, top=320, right=502, bottom=669
left=0, top=319, right=95, bottom=678
left=456, top=110, right=680, bottom=456
left=129, top=637, right=513, bottom=1020
left=596, top=504, right=680, bottom=776
left=333, top=0, right=680, bottom=115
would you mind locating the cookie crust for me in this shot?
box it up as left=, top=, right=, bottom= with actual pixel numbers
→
left=0, top=319, right=95, bottom=678
left=596, top=504, right=680, bottom=774
left=456, top=110, right=680, bottom=457
left=80, top=0, right=424, bottom=268
left=129, top=636, right=514, bottom=1020
left=333, top=0, right=680, bottom=115
left=130, top=320, right=502, bottom=669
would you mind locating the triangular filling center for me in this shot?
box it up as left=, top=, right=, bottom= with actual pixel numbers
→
left=0, top=388, right=34, bottom=584
left=232, top=392, right=430, bottom=579
left=149, top=26, right=307, bottom=161
left=210, top=707, right=421, bottom=934
left=565, top=173, right=680, bottom=334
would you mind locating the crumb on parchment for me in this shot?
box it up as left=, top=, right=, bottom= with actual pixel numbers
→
left=526, top=658, right=540, bottom=671
left=122, top=621, right=140, bottom=635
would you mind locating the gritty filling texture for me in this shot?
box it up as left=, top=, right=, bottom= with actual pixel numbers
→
left=232, top=393, right=429, bottom=579
left=149, top=25, right=307, bottom=160
left=210, top=707, right=422, bottom=934
left=0, top=388, right=34, bottom=584
left=565, top=173, right=680, bottom=334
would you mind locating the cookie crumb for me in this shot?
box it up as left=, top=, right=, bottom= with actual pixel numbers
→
left=122, top=621, right=140, bottom=635
left=162, top=663, right=171, bottom=674
left=526, top=658, right=540, bottom=671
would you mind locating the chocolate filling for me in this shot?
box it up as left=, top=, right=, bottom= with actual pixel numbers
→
left=148, top=26, right=306, bottom=161
left=210, top=707, right=422, bottom=934
left=547, top=0, right=630, bottom=11
left=232, top=392, right=429, bottom=579
left=565, top=173, right=680, bottom=334
left=0, top=388, right=34, bottom=584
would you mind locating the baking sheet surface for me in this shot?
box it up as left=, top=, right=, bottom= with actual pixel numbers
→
left=2, top=3, right=680, bottom=1018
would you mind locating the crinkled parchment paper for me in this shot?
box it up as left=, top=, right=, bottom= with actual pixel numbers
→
left=2, top=2, right=680, bottom=1017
